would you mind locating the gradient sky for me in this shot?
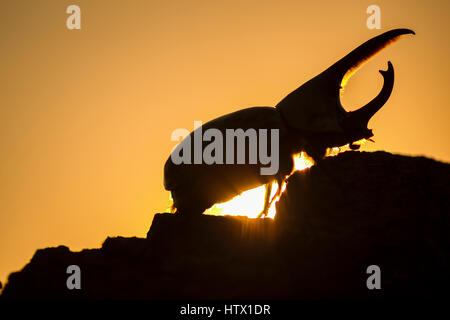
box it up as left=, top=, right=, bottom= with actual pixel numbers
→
left=1, top=0, right=449, bottom=286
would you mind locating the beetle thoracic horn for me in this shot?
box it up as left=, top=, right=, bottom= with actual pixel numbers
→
left=327, top=28, right=415, bottom=89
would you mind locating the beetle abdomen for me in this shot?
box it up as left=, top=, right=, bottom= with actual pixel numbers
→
left=164, top=107, right=293, bottom=215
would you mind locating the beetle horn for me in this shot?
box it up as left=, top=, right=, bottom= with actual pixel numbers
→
left=327, top=28, right=415, bottom=90
left=347, top=61, right=394, bottom=127
left=275, top=29, right=414, bottom=133
left=332, top=29, right=414, bottom=128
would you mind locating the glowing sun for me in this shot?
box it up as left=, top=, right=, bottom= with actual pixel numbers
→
left=205, top=152, right=314, bottom=219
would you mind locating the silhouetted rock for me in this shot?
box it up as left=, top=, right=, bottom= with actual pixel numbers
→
left=1, top=151, right=449, bottom=299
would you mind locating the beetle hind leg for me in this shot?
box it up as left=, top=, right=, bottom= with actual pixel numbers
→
left=257, top=177, right=285, bottom=218
left=257, top=182, right=273, bottom=218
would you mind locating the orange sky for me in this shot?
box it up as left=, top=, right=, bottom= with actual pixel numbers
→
left=1, top=0, right=449, bottom=286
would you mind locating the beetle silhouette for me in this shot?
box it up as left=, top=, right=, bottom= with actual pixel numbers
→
left=164, top=29, right=414, bottom=217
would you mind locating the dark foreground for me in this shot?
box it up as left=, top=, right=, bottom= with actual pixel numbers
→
left=1, top=151, right=449, bottom=299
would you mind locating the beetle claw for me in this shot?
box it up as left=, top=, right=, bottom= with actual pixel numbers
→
left=257, top=210, right=268, bottom=219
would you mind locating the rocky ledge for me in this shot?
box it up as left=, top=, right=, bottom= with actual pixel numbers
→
left=1, top=151, right=449, bottom=299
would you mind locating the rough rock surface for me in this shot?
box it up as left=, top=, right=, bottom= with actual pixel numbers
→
left=1, top=151, right=449, bottom=299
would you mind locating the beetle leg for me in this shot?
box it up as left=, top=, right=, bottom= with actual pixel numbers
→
left=257, top=182, right=273, bottom=218
left=349, top=142, right=360, bottom=150
left=257, top=177, right=286, bottom=218
left=268, top=177, right=285, bottom=207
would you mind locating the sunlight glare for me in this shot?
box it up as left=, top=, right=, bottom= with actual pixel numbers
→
left=205, top=152, right=314, bottom=219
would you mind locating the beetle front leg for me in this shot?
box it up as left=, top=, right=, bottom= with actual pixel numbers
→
left=349, top=142, right=361, bottom=150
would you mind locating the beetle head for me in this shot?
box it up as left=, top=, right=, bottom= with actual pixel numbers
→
left=276, top=29, right=415, bottom=149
